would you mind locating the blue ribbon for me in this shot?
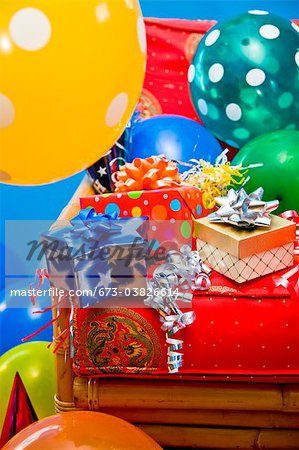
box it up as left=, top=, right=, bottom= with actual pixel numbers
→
left=70, top=208, right=122, bottom=242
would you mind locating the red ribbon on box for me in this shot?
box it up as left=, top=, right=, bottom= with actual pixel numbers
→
left=273, top=211, right=299, bottom=297
left=280, top=210, right=299, bottom=258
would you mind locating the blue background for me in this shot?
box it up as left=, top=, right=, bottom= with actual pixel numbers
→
left=0, top=1, right=297, bottom=350
left=140, top=0, right=298, bottom=20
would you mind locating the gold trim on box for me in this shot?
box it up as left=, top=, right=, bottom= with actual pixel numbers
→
left=209, top=286, right=239, bottom=294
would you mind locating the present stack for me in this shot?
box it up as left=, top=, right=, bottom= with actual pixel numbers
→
left=43, top=150, right=299, bottom=449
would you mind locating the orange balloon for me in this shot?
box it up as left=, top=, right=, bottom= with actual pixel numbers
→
left=2, top=411, right=162, bottom=450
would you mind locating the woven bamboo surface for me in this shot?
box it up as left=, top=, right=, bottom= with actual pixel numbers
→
left=90, top=407, right=299, bottom=429
left=139, top=425, right=299, bottom=449
left=73, top=377, right=299, bottom=412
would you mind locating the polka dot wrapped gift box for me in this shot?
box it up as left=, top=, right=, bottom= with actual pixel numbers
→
left=80, top=158, right=210, bottom=251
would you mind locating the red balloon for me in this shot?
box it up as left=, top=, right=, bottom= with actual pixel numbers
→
left=2, top=411, right=162, bottom=450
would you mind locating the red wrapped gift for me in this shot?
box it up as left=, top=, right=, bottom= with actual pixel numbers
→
left=73, top=265, right=299, bottom=380
left=80, top=186, right=209, bottom=251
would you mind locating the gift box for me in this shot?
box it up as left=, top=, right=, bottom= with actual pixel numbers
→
left=73, top=265, right=299, bottom=377
left=41, top=208, right=148, bottom=307
left=195, top=215, right=295, bottom=283
left=80, top=186, right=209, bottom=252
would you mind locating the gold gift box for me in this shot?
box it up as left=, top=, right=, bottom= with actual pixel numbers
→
left=195, top=215, right=295, bottom=259
left=195, top=215, right=296, bottom=283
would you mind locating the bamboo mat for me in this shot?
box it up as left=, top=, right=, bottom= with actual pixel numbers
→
left=142, top=425, right=299, bottom=449
left=73, top=377, right=299, bottom=412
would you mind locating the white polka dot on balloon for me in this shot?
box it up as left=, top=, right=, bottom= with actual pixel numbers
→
left=205, top=29, right=220, bottom=46
left=291, top=22, right=299, bottom=32
left=137, top=16, right=146, bottom=54
left=226, top=103, right=242, bottom=121
left=9, top=7, right=51, bottom=51
left=95, top=3, right=110, bottom=23
left=246, top=68, right=266, bottom=86
left=0, top=37, right=12, bottom=53
left=105, top=93, right=128, bottom=127
left=188, top=64, right=195, bottom=83
left=125, top=0, right=134, bottom=9
left=248, top=10, right=269, bottom=15
left=198, top=99, right=208, bottom=115
left=295, top=51, right=299, bottom=67
left=259, top=24, right=280, bottom=40
left=208, top=63, right=224, bottom=83
left=0, top=94, right=15, bottom=128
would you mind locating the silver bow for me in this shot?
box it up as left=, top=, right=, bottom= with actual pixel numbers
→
left=145, top=246, right=211, bottom=373
left=208, top=187, right=279, bottom=228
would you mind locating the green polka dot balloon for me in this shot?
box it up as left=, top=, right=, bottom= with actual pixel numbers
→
left=188, top=10, right=299, bottom=148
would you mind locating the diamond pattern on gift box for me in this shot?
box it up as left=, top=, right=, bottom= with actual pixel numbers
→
left=269, top=253, right=281, bottom=272
left=262, top=251, right=274, bottom=266
left=197, top=240, right=294, bottom=283
left=247, top=255, right=260, bottom=270
left=228, top=263, right=239, bottom=281
left=254, top=258, right=267, bottom=275
left=211, top=248, right=223, bottom=268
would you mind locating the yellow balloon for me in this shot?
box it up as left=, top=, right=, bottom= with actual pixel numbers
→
left=0, top=0, right=146, bottom=185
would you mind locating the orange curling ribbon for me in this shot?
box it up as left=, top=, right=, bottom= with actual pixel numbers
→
left=114, top=156, right=181, bottom=192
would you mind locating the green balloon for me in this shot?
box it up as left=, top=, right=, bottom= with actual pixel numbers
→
left=232, top=130, right=299, bottom=213
left=0, top=342, right=55, bottom=430
left=189, top=11, right=299, bottom=148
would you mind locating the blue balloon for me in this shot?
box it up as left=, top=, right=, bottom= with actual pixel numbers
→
left=128, top=115, right=222, bottom=171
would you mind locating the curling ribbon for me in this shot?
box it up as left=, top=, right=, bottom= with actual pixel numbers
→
left=114, top=152, right=261, bottom=211
left=145, top=246, right=211, bottom=373
left=182, top=150, right=262, bottom=209
left=113, top=156, right=182, bottom=192
left=28, top=268, right=49, bottom=306
left=24, top=267, right=73, bottom=353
